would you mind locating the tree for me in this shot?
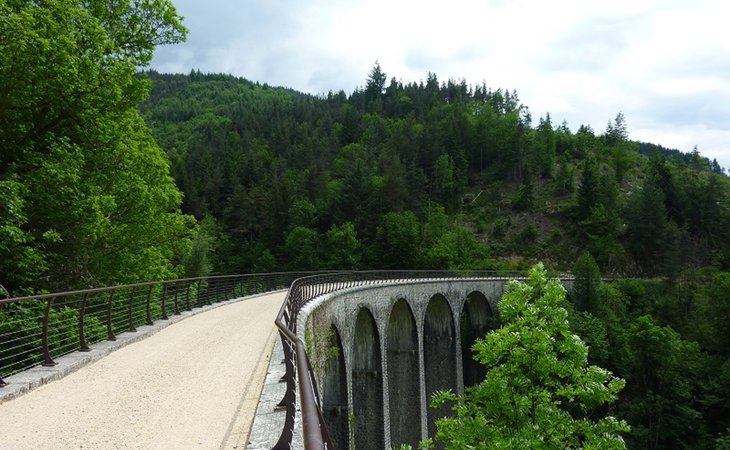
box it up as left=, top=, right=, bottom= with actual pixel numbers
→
left=575, top=158, right=599, bottom=221
left=605, top=112, right=628, bottom=145
left=573, top=252, right=601, bottom=313
left=365, top=61, right=386, bottom=112
left=431, top=264, right=628, bottom=449
left=182, top=215, right=218, bottom=278
left=0, top=0, right=190, bottom=292
left=620, top=315, right=705, bottom=449
left=371, top=211, right=421, bottom=269
left=624, top=177, right=672, bottom=273
left=433, top=154, right=459, bottom=211
left=425, top=226, right=491, bottom=270
left=533, top=113, right=556, bottom=178
left=283, top=226, right=320, bottom=271
left=322, top=222, right=361, bottom=269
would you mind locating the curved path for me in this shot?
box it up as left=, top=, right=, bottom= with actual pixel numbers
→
left=0, top=291, right=286, bottom=450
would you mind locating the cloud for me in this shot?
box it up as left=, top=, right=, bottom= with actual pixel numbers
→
left=536, top=13, right=653, bottom=74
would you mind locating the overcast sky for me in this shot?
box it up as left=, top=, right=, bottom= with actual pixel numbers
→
left=151, top=0, right=730, bottom=170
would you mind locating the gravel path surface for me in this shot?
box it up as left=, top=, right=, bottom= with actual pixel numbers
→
left=0, top=291, right=285, bottom=450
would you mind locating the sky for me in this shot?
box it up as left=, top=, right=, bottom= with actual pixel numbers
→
left=151, top=0, right=730, bottom=170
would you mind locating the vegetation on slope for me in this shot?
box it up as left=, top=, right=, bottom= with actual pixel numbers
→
left=141, top=65, right=729, bottom=279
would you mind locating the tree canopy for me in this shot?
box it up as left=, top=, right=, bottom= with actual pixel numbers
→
left=430, top=264, right=628, bottom=449
left=0, top=0, right=190, bottom=294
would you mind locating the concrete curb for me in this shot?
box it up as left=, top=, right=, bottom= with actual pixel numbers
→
left=0, top=289, right=287, bottom=405
left=246, top=336, right=304, bottom=449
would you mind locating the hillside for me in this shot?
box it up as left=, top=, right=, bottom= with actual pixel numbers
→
left=141, top=70, right=730, bottom=448
left=141, top=67, right=730, bottom=277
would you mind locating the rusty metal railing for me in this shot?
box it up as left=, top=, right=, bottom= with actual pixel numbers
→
left=272, top=269, right=526, bottom=450
left=1, top=268, right=533, bottom=449
left=0, top=272, right=319, bottom=387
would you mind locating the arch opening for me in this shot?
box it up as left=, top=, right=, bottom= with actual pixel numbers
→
left=387, top=299, right=421, bottom=448
left=352, top=307, right=384, bottom=450
left=423, top=294, right=457, bottom=443
left=460, top=291, right=495, bottom=388
left=322, top=324, right=349, bottom=449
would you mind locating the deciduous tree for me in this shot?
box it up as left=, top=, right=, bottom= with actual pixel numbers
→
left=431, top=264, right=628, bottom=449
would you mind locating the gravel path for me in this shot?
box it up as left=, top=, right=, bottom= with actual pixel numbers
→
left=0, top=291, right=286, bottom=450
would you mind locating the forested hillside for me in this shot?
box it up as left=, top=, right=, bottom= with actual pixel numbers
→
left=141, top=67, right=730, bottom=448
left=141, top=66, right=729, bottom=278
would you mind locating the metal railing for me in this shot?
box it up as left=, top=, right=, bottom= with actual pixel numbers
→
left=0, top=272, right=318, bottom=387
left=1, top=268, right=533, bottom=450
left=272, top=269, right=526, bottom=450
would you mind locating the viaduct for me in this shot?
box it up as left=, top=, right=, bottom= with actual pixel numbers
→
left=297, top=277, right=575, bottom=450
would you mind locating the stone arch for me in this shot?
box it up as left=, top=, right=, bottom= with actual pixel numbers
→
left=321, top=324, right=349, bottom=449
left=423, top=294, right=457, bottom=441
left=352, top=307, right=384, bottom=450
left=387, top=299, right=421, bottom=448
left=460, top=291, right=495, bottom=388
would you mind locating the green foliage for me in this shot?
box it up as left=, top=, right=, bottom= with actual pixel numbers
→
left=182, top=216, right=218, bottom=278
left=284, top=226, right=321, bottom=271
left=707, top=272, right=730, bottom=354
left=0, top=0, right=190, bottom=293
left=569, top=310, right=610, bottom=366
left=432, top=264, right=628, bottom=449
left=511, top=223, right=538, bottom=249
left=575, top=159, right=600, bottom=222
left=371, top=211, right=422, bottom=269
left=425, top=226, right=492, bottom=270
left=619, top=315, right=705, bottom=449
left=511, top=181, right=534, bottom=212
left=573, top=251, right=601, bottom=312
left=422, top=205, right=449, bottom=247
left=433, top=154, right=463, bottom=212
left=0, top=180, right=46, bottom=292
left=323, top=222, right=361, bottom=269
left=140, top=65, right=730, bottom=277
left=532, top=113, right=556, bottom=178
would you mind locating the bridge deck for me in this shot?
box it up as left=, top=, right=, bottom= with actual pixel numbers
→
left=0, top=291, right=285, bottom=450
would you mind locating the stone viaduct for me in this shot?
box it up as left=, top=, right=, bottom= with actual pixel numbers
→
left=298, top=277, right=574, bottom=450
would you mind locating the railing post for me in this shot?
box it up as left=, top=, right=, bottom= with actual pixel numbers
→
left=273, top=331, right=297, bottom=450
left=78, top=293, right=90, bottom=351
left=204, top=279, right=212, bottom=306
left=227, top=278, right=234, bottom=300
left=41, top=297, right=57, bottom=366
left=160, top=284, right=168, bottom=320
left=184, top=282, right=192, bottom=311
left=196, top=279, right=202, bottom=307
left=145, top=285, right=154, bottom=325
left=173, top=283, right=180, bottom=315
left=128, top=287, right=137, bottom=332
left=277, top=333, right=297, bottom=408
left=106, top=290, right=116, bottom=341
